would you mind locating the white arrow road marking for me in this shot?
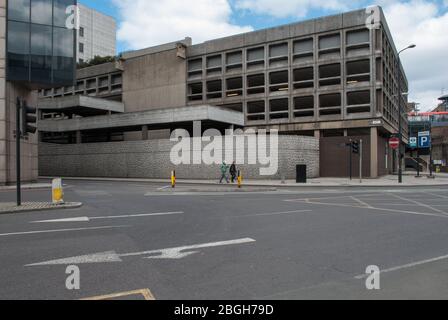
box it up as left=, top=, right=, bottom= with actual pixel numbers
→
left=31, top=217, right=91, bottom=223
left=26, top=238, right=256, bottom=267
left=0, top=225, right=129, bottom=238
left=30, top=211, right=183, bottom=223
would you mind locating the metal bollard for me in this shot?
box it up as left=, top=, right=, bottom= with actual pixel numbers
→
left=237, top=170, right=242, bottom=189
left=52, top=178, right=64, bottom=204
left=171, top=170, right=176, bottom=188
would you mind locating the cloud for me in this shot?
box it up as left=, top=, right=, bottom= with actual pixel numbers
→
left=382, top=0, right=448, bottom=110
left=234, top=0, right=353, bottom=18
left=114, top=0, right=252, bottom=50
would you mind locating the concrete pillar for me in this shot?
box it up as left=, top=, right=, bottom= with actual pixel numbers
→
left=314, top=130, right=320, bottom=139
left=343, top=129, right=348, bottom=137
left=76, top=131, right=82, bottom=144
left=370, top=127, right=378, bottom=178
left=142, top=125, right=149, bottom=140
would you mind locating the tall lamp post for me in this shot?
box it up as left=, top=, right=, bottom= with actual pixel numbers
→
left=397, top=44, right=416, bottom=184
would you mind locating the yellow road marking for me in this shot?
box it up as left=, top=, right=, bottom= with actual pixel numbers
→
left=81, top=288, right=155, bottom=300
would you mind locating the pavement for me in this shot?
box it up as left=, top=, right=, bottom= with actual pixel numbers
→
left=0, top=179, right=448, bottom=300
left=40, top=172, right=448, bottom=188
left=0, top=202, right=83, bottom=215
left=0, top=183, right=51, bottom=191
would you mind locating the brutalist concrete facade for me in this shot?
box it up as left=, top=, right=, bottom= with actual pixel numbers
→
left=39, top=135, right=319, bottom=180
left=38, top=6, right=409, bottom=178
left=184, top=7, right=408, bottom=178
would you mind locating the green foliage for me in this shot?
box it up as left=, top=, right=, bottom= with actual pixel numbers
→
left=77, top=56, right=117, bottom=69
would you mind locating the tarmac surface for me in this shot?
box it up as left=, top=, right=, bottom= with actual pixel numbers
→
left=0, top=179, right=448, bottom=300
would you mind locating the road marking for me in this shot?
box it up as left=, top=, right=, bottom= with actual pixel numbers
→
left=355, top=254, right=448, bottom=279
left=285, top=198, right=448, bottom=218
left=26, top=238, right=256, bottom=266
left=350, top=196, right=373, bottom=208
left=157, top=185, right=172, bottom=191
left=81, top=288, right=155, bottom=300
left=31, top=212, right=183, bottom=223
left=390, top=193, right=448, bottom=215
left=0, top=225, right=129, bottom=238
left=235, top=210, right=312, bottom=218
left=284, top=194, right=379, bottom=202
left=424, top=192, right=448, bottom=199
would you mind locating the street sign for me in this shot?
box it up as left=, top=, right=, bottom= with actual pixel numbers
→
left=389, top=137, right=400, bottom=150
left=409, top=137, right=418, bottom=148
left=418, top=131, right=431, bottom=149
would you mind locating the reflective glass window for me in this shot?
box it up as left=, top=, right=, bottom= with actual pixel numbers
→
left=31, top=24, right=53, bottom=83
left=54, top=0, right=76, bottom=27
left=7, top=21, right=30, bottom=81
left=8, top=0, right=30, bottom=22
left=31, top=0, right=53, bottom=25
left=53, top=27, right=75, bottom=83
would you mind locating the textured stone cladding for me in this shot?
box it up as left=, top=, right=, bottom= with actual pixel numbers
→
left=39, top=135, right=319, bottom=180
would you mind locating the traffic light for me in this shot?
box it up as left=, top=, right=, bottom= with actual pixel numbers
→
left=351, top=141, right=360, bottom=154
left=21, top=100, right=37, bottom=136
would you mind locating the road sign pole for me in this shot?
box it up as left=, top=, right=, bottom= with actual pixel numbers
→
left=359, top=139, right=363, bottom=184
left=16, top=97, right=21, bottom=207
left=349, top=140, right=353, bottom=181
left=416, top=148, right=420, bottom=177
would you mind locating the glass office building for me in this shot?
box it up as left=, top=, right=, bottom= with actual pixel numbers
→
left=7, top=0, right=76, bottom=87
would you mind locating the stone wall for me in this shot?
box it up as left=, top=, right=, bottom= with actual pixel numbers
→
left=39, top=135, right=319, bottom=180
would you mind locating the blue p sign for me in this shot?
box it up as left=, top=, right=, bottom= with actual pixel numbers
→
left=419, top=136, right=431, bottom=148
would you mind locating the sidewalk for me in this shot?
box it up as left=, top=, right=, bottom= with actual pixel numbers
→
left=0, top=183, right=51, bottom=191
left=40, top=173, right=448, bottom=188
left=0, top=202, right=83, bottom=214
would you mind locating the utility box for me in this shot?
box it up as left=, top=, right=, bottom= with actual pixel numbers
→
left=296, top=165, right=307, bottom=183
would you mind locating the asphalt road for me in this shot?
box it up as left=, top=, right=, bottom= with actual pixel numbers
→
left=1, top=180, right=448, bottom=300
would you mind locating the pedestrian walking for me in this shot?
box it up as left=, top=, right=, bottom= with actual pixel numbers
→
left=219, top=162, right=230, bottom=184
left=230, top=161, right=237, bottom=183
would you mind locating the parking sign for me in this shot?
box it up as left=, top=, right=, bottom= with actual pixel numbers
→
left=418, top=131, right=431, bottom=149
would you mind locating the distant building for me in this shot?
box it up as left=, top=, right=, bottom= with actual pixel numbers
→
left=433, top=94, right=448, bottom=112
left=77, top=4, right=117, bottom=63
left=407, top=95, right=448, bottom=173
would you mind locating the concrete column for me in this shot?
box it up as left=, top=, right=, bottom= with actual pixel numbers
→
left=370, top=127, right=378, bottom=178
left=142, top=125, right=149, bottom=140
left=343, top=129, right=348, bottom=137
left=76, top=131, right=82, bottom=144
left=314, top=130, right=320, bottom=139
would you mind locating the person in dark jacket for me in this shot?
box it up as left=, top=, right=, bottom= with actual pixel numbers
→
left=229, top=161, right=237, bottom=183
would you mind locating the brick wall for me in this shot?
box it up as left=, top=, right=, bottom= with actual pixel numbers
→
left=39, top=135, right=319, bottom=180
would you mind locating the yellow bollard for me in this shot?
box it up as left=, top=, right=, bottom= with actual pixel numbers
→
left=52, top=178, right=64, bottom=204
left=171, top=170, right=176, bottom=188
left=237, top=170, right=242, bottom=189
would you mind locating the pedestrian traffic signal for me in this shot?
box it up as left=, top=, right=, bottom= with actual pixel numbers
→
left=21, top=101, right=37, bottom=135
left=352, top=141, right=360, bottom=154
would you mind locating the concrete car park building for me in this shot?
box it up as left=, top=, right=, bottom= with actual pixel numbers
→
left=37, top=6, right=409, bottom=179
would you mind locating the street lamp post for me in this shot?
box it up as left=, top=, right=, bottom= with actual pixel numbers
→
left=397, top=44, right=416, bottom=184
